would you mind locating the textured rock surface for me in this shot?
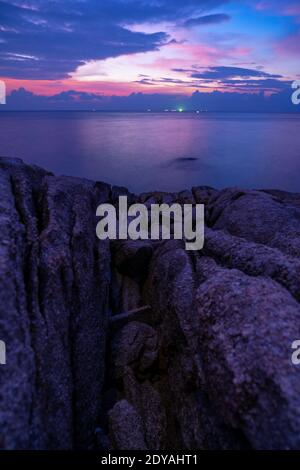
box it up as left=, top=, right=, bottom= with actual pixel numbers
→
left=0, top=158, right=111, bottom=449
left=196, top=261, right=300, bottom=449
left=1, top=157, right=300, bottom=450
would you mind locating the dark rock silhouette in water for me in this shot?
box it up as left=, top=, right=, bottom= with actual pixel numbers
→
left=0, top=157, right=300, bottom=450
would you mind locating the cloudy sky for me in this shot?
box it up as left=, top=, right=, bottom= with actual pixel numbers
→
left=0, top=0, right=299, bottom=106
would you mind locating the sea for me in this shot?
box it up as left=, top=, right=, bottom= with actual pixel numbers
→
left=0, top=111, right=299, bottom=193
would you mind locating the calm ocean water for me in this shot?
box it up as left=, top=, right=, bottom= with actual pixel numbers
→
left=0, top=111, right=299, bottom=193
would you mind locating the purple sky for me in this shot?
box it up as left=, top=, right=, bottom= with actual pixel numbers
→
left=0, top=0, right=299, bottom=110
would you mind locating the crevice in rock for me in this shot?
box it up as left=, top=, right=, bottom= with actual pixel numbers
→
left=2, top=158, right=300, bottom=450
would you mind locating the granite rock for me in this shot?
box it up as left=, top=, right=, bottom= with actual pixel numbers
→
left=1, top=157, right=300, bottom=450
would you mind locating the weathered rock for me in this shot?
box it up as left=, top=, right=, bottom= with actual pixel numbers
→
left=192, top=186, right=217, bottom=205
left=110, top=267, right=123, bottom=314
left=0, top=159, right=38, bottom=450
left=109, top=306, right=153, bottom=334
left=110, top=185, right=137, bottom=206
left=1, top=157, right=300, bottom=451
left=123, top=375, right=167, bottom=450
left=160, top=193, right=176, bottom=205
left=139, top=191, right=176, bottom=205
left=209, top=189, right=300, bottom=257
left=144, top=239, right=198, bottom=341
left=262, top=189, right=300, bottom=209
left=176, top=190, right=195, bottom=205
left=110, top=320, right=166, bottom=449
left=143, top=240, right=245, bottom=449
left=111, top=239, right=154, bottom=282
left=112, top=321, right=158, bottom=380
left=0, top=158, right=111, bottom=449
left=203, top=227, right=300, bottom=301
left=139, top=192, right=155, bottom=204
left=121, top=276, right=142, bottom=311
left=108, top=400, right=147, bottom=450
left=196, top=261, right=300, bottom=449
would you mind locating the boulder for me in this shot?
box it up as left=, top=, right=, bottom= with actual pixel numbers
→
left=108, top=400, right=147, bottom=450
left=196, top=261, right=300, bottom=449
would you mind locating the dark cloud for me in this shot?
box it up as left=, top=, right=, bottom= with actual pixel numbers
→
left=0, top=0, right=229, bottom=79
left=190, top=66, right=282, bottom=80
left=221, top=78, right=291, bottom=92
left=0, top=0, right=169, bottom=79
left=136, top=77, right=189, bottom=85
left=189, top=88, right=297, bottom=113
left=2, top=85, right=298, bottom=113
left=184, top=14, right=230, bottom=27
left=170, top=65, right=286, bottom=92
left=172, top=67, right=198, bottom=73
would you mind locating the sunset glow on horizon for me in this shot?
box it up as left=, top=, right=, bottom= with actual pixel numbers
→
left=0, top=0, right=299, bottom=108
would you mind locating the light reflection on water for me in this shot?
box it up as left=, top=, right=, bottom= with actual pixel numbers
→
left=0, top=111, right=299, bottom=193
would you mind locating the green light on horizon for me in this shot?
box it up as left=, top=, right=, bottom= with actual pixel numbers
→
left=178, top=107, right=184, bottom=113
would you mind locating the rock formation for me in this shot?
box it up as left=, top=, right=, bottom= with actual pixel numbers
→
left=1, top=157, right=300, bottom=450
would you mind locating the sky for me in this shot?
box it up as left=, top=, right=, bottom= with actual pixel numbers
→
left=0, top=0, right=299, bottom=110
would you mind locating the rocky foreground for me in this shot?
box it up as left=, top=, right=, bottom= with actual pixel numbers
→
left=1, top=157, right=300, bottom=450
